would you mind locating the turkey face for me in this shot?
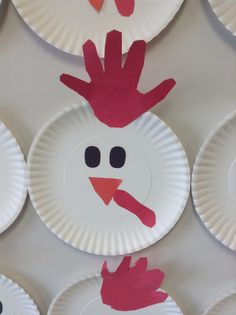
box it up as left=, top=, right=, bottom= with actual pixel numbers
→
left=66, top=131, right=152, bottom=216
left=80, top=138, right=156, bottom=227
left=28, top=104, right=190, bottom=254
left=85, top=145, right=126, bottom=205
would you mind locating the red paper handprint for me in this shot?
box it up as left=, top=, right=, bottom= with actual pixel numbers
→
left=101, top=256, right=168, bottom=311
left=60, top=30, right=175, bottom=128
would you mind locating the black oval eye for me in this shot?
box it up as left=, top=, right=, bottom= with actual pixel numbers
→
left=110, top=146, right=126, bottom=168
left=0, top=301, right=3, bottom=314
left=85, top=146, right=101, bottom=168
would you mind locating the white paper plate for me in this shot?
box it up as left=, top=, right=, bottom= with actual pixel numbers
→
left=208, top=0, right=236, bottom=36
left=48, top=275, right=183, bottom=315
left=202, top=289, right=236, bottom=315
left=192, top=110, right=236, bottom=250
left=0, top=274, right=39, bottom=315
left=0, top=121, right=27, bottom=234
left=28, top=103, right=190, bottom=255
left=12, top=0, right=184, bottom=57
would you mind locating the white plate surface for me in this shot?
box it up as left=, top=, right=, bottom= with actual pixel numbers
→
left=202, top=289, right=236, bottom=315
left=28, top=103, right=190, bottom=255
left=0, top=121, right=27, bottom=234
left=192, top=110, right=236, bottom=250
left=208, top=0, right=236, bottom=35
left=48, top=275, right=183, bottom=315
left=12, top=0, right=184, bottom=56
left=0, top=274, right=39, bottom=315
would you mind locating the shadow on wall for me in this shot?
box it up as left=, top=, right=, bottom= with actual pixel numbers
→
left=0, top=0, right=9, bottom=31
left=201, top=0, right=236, bottom=50
left=149, top=0, right=187, bottom=51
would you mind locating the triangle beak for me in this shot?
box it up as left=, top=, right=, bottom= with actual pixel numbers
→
left=89, top=177, right=122, bottom=205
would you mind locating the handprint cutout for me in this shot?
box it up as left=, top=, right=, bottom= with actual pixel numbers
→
left=101, top=256, right=168, bottom=311
left=61, top=30, right=175, bottom=128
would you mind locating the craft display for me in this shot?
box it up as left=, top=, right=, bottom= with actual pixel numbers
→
left=1, top=2, right=235, bottom=313
left=202, top=289, right=236, bottom=315
left=48, top=256, right=183, bottom=315
left=0, top=274, right=39, bottom=315
left=28, top=31, right=190, bottom=255
left=208, top=0, right=236, bottom=36
left=192, top=111, right=236, bottom=251
left=12, top=0, right=184, bottom=56
left=0, top=121, right=27, bottom=234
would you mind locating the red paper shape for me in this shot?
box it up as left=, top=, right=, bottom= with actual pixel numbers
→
left=113, top=189, right=156, bottom=227
left=89, top=0, right=104, bottom=12
left=89, top=177, right=122, bottom=205
left=101, top=256, right=168, bottom=311
left=114, top=0, right=135, bottom=16
left=60, top=30, right=176, bottom=128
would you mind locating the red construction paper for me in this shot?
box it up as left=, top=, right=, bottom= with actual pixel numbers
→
left=60, top=30, right=176, bottom=128
left=114, top=0, right=135, bottom=16
left=89, top=0, right=104, bottom=12
left=101, top=256, right=168, bottom=311
left=113, top=189, right=156, bottom=227
left=89, top=177, right=122, bottom=205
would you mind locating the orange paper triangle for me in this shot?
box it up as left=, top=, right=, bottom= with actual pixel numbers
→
left=89, top=0, right=104, bottom=12
left=89, top=177, right=122, bottom=205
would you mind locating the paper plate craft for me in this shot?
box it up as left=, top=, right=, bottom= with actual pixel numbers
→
left=48, top=256, right=183, bottom=315
left=0, top=274, right=39, bottom=315
left=12, top=0, right=184, bottom=56
left=208, top=0, right=236, bottom=36
left=28, top=30, right=190, bottom=255
left=192, top=110, right=236, bottom=251
left=202, top=289, right=236, bottom=315
left=0, top=121, right=27, bottom=234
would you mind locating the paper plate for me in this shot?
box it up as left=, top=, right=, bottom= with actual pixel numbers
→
left=0, top=274, right=39, bottom=315
left=208, top=0, right=236, bottom=36
left=192, top=110, right=236, bottom=251
left=0, top=121, right=27, bottom=234
left=48, top=275, right=183, bottom=315
left=12, top=0, right=184, bottom=56
left=28, top=103, right=190, bottom=255
left=202, top=289, right=236, bottom=315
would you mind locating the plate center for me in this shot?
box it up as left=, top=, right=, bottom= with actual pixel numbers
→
left=64, top=135, right=152, bottom=221
left=228, top=157, right=236, bottom=206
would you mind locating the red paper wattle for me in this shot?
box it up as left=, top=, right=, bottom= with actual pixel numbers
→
left=114, top=0, right=135, bottom=16
left=113, top=189, right=156, bottom=227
